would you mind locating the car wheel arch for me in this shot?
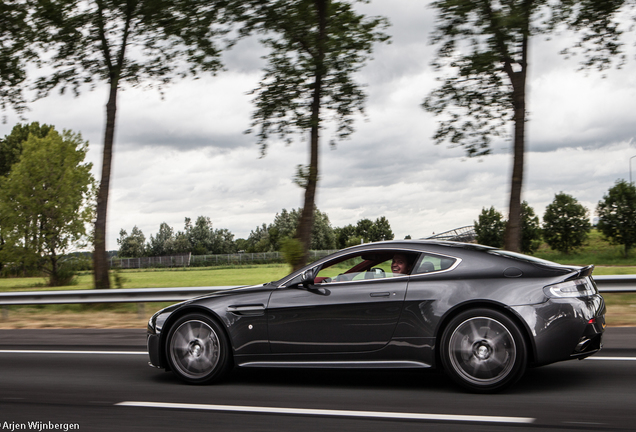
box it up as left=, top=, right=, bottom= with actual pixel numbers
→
left=433, top=301, right=536, bottom=369
left=159, top=305, right=233, bottom=371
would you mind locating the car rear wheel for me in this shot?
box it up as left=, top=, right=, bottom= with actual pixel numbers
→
left=441, top=308, right=527, bottom=393
left=165, top=313, right=231, bottom=384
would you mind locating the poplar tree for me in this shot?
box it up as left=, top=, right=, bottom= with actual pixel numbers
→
left=245, top=0, right=389, bottom=270
left=424, top=0, right=625, bottom=252
left=32, top=0, right=231, bottom=288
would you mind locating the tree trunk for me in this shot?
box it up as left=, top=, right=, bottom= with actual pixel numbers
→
left=49, top=251, right=58, bottom=287
left=93, top=78, right=118, bottom=289
left=503, top=22, right=529, bottom=253
left=293, top=0, right=327, bottom=271
left=504, top=73, right=525, bottom=252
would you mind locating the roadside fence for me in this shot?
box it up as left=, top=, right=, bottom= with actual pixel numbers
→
left=110, top=250, right=339, bottom=269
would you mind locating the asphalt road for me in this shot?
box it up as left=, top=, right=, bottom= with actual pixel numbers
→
left=0, top=327, right=635, bottom=432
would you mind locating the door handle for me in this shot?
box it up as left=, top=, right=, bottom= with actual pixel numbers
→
left=370, top=292, right=390, bottom=297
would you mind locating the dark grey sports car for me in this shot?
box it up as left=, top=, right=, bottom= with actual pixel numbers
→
left=147, top=240, right=605, bottom=392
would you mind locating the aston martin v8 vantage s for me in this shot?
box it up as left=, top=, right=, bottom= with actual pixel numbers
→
left=147, top=240, right=605, bottom=392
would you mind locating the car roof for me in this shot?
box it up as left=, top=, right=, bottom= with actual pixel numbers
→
left=340, top=239, right=495, bottom=253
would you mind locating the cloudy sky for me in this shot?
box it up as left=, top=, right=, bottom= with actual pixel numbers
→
left=2, top=0, right=636, bottom=250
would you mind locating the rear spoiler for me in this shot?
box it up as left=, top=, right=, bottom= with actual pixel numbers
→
left=565, top=264, right=595, bottom=281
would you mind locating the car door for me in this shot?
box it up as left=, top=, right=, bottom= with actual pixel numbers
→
left=266, top=251, right=415, bottom=354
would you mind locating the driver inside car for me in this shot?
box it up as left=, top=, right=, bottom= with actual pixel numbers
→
left=391, top=253, right=412, bottom=275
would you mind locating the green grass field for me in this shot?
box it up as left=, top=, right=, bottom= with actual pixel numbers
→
left=0, top=264, right=292, bottom=292
left=534, top=229, right=636, bottom=266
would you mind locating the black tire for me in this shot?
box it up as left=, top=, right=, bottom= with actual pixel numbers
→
left=165, top=313, right=232, bottom=384
left=440, top=308, right=527, bottom=393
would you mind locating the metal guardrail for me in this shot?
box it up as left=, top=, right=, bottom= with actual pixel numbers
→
left=0, top=286, right=238, bottom=306
left=593, top=275, right=636, bottom=293
left=0, top=276, right=633, bottom=306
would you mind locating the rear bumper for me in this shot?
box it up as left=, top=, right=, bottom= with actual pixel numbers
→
left=513, top=293, right=606, bottom=365
left=570, top=313, right=605, bottom=360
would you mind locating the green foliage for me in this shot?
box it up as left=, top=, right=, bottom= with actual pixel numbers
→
left=0, top=122, right=55, bottom=273
left=474, top=207, right=505, bottom=248
left=245, top=0, right=389, bottom=268
left=423, top=0, right=625, bottom=156
left=183, top=216, right=237, bottom=255
left=117, top=226, right=146, bottom=258
left=245, top=207, right=336, bottom=252
left=186, top=216, right=215, bottom=255
left=31, top=0, right=229, bottom=98
left=355, top=217, right=394, bottom=243
left=147, top=222, right=176, bottom=256
left=555, top=0, right=627, bottom=71
left=355, top=218, right=374, bottom=241
left=333, top=217, right=394, bottom=248
left=32, top=0, right=233, bottom=289
left=120, top=216, right=238, bottom=257
left=311, top=209, right=337, bottom=250
left=369, top=216, right=394, bottom=242
left=280, top=237, right=305, bottom=270
left=0, top=123, right=54, bottom=177
left=54, top=259, right=80, bottom=287
left=520, top=201, right=542, bottom=254
left=424, top=0, right=624, bottom=252
left=0, top=129, right=96, bottom=286
left=334, top=224, right=356, bottom=249
left=474, top=203, right=540, bottom=251
left=111, top=267, right=128, bottom=289
left=534, top=229, right=635, bottom=266
left=596, top=179, right=636, bottom=257
left=345, top=236, right=363, bottom=248
left=543, top=193, right=591, bottom=254
left=0, top=0, right=34, bottom=113
left=245, top=0, right=390, bottom=152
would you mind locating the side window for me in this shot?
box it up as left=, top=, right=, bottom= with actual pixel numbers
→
left=316, top=255, right=366, bottom=282
left=314, top=251, right=420, bottom=283
left=413, top=253, right=457, bottom=274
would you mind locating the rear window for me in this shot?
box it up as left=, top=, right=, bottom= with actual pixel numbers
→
left=413, top=254, right=458, bottom=274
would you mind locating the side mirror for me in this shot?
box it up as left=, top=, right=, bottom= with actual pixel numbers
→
left=300, top=268, right=316, bottom=286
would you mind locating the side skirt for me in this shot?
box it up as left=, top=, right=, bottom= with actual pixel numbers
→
left=236, top=360, right=431, bottom=369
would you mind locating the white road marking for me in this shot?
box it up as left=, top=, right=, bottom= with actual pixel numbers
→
left=0, top=350, right=147, bottom=355
left=116, top=401, right=535, bottom=424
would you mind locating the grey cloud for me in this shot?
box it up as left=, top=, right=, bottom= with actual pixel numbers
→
left=119, top=130, right=255, bottom=151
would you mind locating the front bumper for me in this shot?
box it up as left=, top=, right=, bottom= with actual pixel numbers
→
left=147, top=333, right=162, bottom=368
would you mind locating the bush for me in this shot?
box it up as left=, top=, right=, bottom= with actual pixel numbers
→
left=543, top=193, right=591, bottom=254
left=520, top=201, right=542, bottom=254
left=280, top=238, right=305, bottom=269
left=596, top=179, right=636, bottom=258
left=474, top=207, right=505, bottom=247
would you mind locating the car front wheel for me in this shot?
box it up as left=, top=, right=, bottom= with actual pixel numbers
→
left=165, top=313, right=231, bottom=384
left=441, top=308, right=527, bottom=393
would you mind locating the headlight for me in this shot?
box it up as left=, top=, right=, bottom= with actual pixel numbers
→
left=544, top=277, right=598, bottom=298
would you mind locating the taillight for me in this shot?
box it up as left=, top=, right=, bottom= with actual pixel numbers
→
left=544, top=277, right=598, bottom=298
